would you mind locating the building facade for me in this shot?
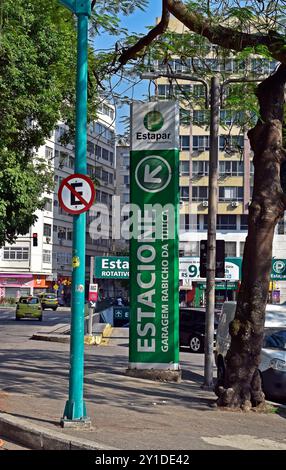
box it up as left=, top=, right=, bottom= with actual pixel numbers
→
left=0, top=102, right=116, bottom=301
left=114, top=17, right=286, bottom=303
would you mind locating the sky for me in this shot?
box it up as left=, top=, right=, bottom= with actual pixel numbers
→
left=94, top=0, right=163, bottom=134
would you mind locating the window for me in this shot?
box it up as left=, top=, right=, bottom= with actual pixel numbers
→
left=45, top=146, right=53, bottom=160
left=189, top=214, right=200, bottom=230
left=95, top=145, right=102, bottom=158
left=58, top=227, right=66, bottom=240
left=87, top=164, right=94, bottom=176
left=217, top=215, right=237, bottom=230
left=68, top=155, right=74, bottom=169
left=123, top=155, right=129, bottom=167
left=43, top=224, right=52, bottom=237
left=158, top=84, right=169, bottom=97
left=43, top=250, right=51, bottom=264
left=101, top=192, right=108, bottom=204
left=3, top=246, right=29, bottom=261
left=193, top=135, right=210, bottom=151
left=59, top=151, right=68, bottom=167
left=87, top=140, right=95, bottom=155
left=240, top=215, right=248, bottom=230
left=102, top=170, right=109, bottom=183
left=180, top=108, right=191, bottom=126
left=180, top=186, right=189, bottom=201
left=124, top=175, right=130, bottom=186
left=109, top=152, right=114, bottom=165
left=122, top=193, right=129, bottom=204
left=180, top=136, right=190, bottom=151
left=102, top=148, right=109, bottom=160
left=44, top=198, right=52, bottom=212
left=219, top=161, right=243, bottom=176
left=67, top=228, right=72, bottom=241
left=180, top=214, right=190, bottom=231
left=193, top=110, right=209, bottom=125
left=219, top=135, right=244, bottom=151
left=219, top=187, right=243, bottom=201
left=109, top=173, right=114, bottom=184
left=193, top=161, right=209, bottom=176
left=193, top=84, right=205, bottom=97
left=203, top=215, right=209, bottom=230
left=180, top=161, right=190, bottom=176
left=225, top=242, right=236, bottom=257
left=192, top=186, right=208, bottom=201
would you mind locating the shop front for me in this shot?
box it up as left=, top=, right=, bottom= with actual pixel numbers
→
left=32, top=275, right=50, bottom=296
left=0, top=274, right=33, bottom=300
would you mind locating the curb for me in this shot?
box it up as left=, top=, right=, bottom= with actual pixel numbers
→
left=0, top=413, right=117, bottom=450
left=31, top=323, right=112, bottom=346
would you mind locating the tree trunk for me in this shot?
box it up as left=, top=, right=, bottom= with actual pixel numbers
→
left=215, top=64, right=286, bottom=410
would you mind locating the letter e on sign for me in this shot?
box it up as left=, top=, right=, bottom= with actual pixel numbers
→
left=58, top=173, right=95, bottom=215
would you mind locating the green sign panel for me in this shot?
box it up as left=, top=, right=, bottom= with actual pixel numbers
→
left=94, top=256, right=129, bottom=279
left=271, top=259, right=286, bottom=280
left=198, top=282, right=238, bottom=290
left=129, top=101, right=180, bottom=371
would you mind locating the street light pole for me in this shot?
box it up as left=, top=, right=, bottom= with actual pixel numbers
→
left=59, top=0, right=91, bottom=426
left=204, top=76, right=220, bottom=388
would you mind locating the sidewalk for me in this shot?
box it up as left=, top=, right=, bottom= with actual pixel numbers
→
left=0, top=328, right=286, bottom=450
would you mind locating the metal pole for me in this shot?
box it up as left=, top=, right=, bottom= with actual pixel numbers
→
left=88, top=257, right=95, bottom=334
left=204, top=76, right=220, bottom=388
left=62, top=11, right=90, bottom=424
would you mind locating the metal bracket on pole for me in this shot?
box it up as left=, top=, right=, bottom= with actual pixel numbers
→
left=59, top=0, right=91, bottom=16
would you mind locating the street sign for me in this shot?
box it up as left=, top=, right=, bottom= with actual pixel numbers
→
left=129, top=101, right=180, bottom=374
left=271, top=259, right=286, bottom=280
left=58, top=173, right=95, bottom=215
left=88, top=283, right=98, bottom=302
left=113, top=307, right=130, bottom=327
left=94, top=257, right=129, bottom=279
left=135, top=155, right=172, bottom=192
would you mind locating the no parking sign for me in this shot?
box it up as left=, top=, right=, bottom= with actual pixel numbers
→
left=58, top=173, right=95, bottom=215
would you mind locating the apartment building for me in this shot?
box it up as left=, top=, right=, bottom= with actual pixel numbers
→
left=0, top=102, right=116, bottom=300
left=114, top=17, right=286, bottom=303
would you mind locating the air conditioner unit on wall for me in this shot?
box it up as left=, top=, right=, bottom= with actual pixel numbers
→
left=202, top=200, right=208, bottom=207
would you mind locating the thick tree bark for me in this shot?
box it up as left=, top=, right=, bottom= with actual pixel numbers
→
left=215, top=64, right=286, bottom=410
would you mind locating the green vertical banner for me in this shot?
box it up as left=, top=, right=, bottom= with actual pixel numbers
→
left=129, top=101, right=180, bottom=376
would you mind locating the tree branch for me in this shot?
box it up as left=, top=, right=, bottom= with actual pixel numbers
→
left=116, top=0, right=170, bottom=70
left=166, top=0, right=286, bottom=63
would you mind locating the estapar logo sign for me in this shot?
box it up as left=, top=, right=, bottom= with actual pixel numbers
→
left=143, top=111, right=164, bottom=132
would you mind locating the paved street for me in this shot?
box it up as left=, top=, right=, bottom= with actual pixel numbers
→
left=1, top=307, right=286, bottom=450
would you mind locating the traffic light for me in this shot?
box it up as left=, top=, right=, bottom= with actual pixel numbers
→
left=199, top=240, right=225, bottom=278
left=32, top=233, right=38, bottom=247
left=200, top=240, right=208, bottom=278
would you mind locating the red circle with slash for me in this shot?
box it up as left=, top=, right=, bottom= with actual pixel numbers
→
left=58, top=173, right=96, bottom=215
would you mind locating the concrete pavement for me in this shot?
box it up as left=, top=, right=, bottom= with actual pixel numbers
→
left=0, top=310, right=286, bottom=450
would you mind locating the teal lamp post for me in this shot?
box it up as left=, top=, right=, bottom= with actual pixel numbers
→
left=58, top=0, right=91, bottom=426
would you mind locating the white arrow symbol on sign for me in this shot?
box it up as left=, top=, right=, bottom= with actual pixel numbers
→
left=144, top=165, right=162, bottom=184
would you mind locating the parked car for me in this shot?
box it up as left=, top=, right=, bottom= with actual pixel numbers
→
left=215, top=301, right=286, bottom=402
left=179, top=307, right=219, bottom=353
left=40, top=293, right=58, bottom=311
left=16, top=296, right=42, bottom=321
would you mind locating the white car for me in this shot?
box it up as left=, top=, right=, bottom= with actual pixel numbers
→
left=215, top=301, right=286, bottom=402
